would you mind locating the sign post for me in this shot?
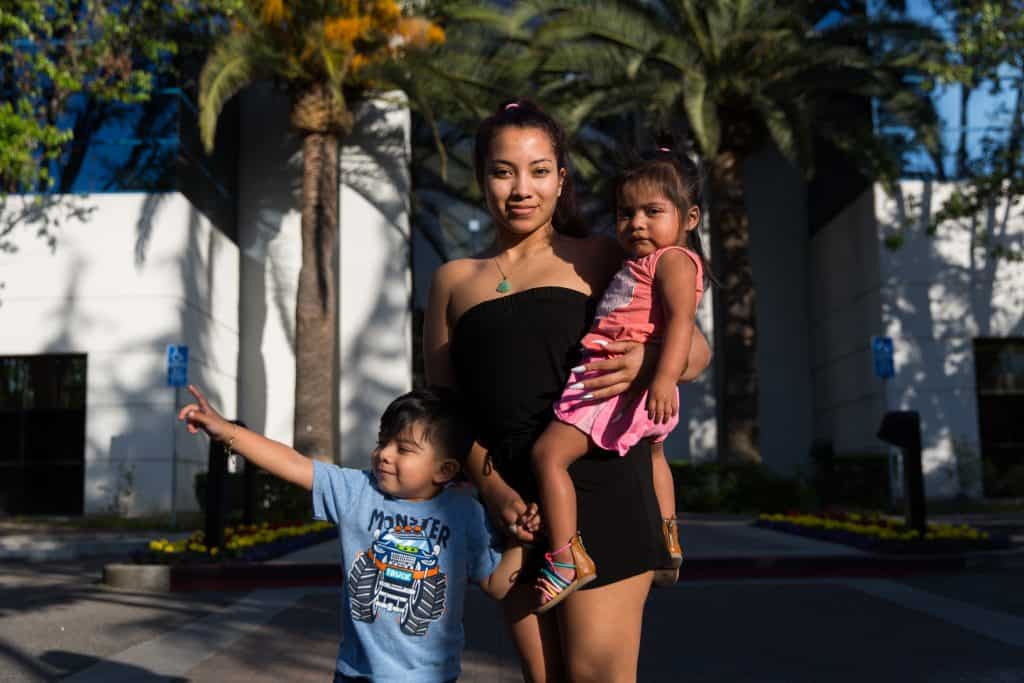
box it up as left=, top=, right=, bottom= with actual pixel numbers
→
left=167, top=345, right=189, bottom=527
left=871, top=336, right=900, bottom=505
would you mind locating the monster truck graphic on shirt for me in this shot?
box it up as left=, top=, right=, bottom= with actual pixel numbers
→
left=347, top=525, right=448, bottom=636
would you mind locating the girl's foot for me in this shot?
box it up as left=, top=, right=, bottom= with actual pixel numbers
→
left=653, top=518, right=682, bottom=588
left=534, top=532, right=597, bottom=614
left=662, top=517, right=683, bottom=567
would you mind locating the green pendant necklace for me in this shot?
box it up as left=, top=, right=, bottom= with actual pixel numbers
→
left=493, top=257, right=512, bottom=293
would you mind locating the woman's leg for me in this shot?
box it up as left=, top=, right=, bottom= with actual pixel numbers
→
left=502, top=583, right=566, bottom=683
left=560, top=571, right=653, bottom=683
left=532, top=421, right=592, bottom=575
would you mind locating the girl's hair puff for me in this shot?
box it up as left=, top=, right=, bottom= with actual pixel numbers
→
left=614, top=135, right=716, bottom=288
left=473, top=98, right=587, bottom=237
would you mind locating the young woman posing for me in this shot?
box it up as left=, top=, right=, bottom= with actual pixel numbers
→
left=423, top=100, right=710, bottom=682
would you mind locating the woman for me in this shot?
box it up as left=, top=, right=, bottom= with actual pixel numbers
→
left=423, top=100, right=710, bottom=682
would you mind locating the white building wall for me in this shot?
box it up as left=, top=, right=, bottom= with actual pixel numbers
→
left=0, top=192, right=239, bottom=514
left=811, top=180, right=1024, bottom=498
left=809, top=191, right=886, bottom=457
left=744, top=147, right=815, bottom=474
left=237, top=86, right=412, bottom=470
left=875, top=180, right=1024, bottom=497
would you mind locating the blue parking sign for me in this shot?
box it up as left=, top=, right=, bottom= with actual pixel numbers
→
left=167, top=345, right=189, bottom=387
left=872, top=336, right=894, bottom=379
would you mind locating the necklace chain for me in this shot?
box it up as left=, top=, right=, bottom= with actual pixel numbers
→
left=492, top=236, right=555, bottom=294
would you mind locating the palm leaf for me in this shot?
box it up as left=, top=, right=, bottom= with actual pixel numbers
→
left=198, top=33, right=260, bottom=152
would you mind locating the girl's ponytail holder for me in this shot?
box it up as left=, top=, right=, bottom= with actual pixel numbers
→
left=657, top=146, right=671, bottom=153
left=505, top=102, right=521, bottom=111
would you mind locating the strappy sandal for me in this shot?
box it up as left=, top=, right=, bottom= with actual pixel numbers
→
left=653, top=518, right=683, bottom=588
left=534, top=532, right=597, bottom=614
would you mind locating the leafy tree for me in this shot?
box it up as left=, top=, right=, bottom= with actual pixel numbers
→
left=472, top=0, right=941, bottom=463
left=923, top=1, right=1024, bottom=253
left=0, top=0, right=239, bottom=194
left=198, top=0, right=444, bottom=462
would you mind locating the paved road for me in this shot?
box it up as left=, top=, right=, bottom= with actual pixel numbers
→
left=3, top=556, right=1024, bottom=682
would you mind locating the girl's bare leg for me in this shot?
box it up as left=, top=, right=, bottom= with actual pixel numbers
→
left=532, top=421, right=592, bottom=576
left=502, top=583, right=566, bottom=682
left=650, top=441, right=676, bottom=519
left=560, top=571, right=653, bottom=683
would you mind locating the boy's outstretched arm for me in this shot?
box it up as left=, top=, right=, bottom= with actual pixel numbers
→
left=179, top=385, right=314, bottom=491
left=478, top=544, right=525, bottom=600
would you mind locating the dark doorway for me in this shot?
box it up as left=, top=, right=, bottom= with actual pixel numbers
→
left=973, top=339, right=1024, bottom=498
left=0, top=355, right=87, bottom=515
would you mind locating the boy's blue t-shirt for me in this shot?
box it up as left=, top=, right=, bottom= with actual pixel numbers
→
left=312, top=461, right=502, bottom=683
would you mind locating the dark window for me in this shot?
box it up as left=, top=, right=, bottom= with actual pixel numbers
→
left=0, top=355, right=86, bottom=515
left=974, top=339, right=1024, bottom=498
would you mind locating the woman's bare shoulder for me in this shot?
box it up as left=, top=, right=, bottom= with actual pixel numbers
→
left=432, top=257, right=486, bottom=288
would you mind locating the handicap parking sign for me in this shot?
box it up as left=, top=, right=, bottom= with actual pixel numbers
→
left=872, top=336, right=894, bottom=379
left=167, top=345, right=189, bottom=387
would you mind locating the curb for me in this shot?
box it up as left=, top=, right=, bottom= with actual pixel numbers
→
left=103, top=563, right=171, bottom=592
left=106, top=547, right=1024, bottom=593
left=0, top=538, right=151, bottom=563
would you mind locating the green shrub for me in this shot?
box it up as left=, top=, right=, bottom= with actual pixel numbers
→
left=669, top=461, right=815, bottom=514
left=194, top=467, right=311, bottom=524
left=812, top=448, right=891, bottom=509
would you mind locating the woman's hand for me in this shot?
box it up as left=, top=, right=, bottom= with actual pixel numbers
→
left=482, top=481, right=540, bottom=543
left=573, top=340, right=655, bottom=402
left=178, top=385, right=233, bottom=441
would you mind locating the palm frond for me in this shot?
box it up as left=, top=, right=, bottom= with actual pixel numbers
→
left=198, top=32, right=261, bottom=152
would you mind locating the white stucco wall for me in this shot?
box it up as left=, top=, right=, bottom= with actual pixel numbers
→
left=811, top=180, right=1024, bottom=498
left=876, top=180, right=1024, bottom=497
left=0, top=192, right=239, bottom=515
left=809, top=191, right=886, bottom=458
left=744, top=147, right=815, bottom=474
left=237, top=86, right=412, bottom=470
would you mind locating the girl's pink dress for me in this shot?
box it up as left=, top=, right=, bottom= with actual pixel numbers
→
left=554, top=245, right=704, bottom=455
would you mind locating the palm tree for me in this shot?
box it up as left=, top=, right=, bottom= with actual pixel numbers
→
left=198, top=0, right=444, bottom=461
left=516, top=0, right=941, bottom=463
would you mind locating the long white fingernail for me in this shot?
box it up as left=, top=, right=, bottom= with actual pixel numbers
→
left=571, top=365, right=586, bottom=373
left=582, top=393, right=594, bottom=400
left=568, top=382, right=584, bottom=390
left=594, top=340, right=609, bottom=346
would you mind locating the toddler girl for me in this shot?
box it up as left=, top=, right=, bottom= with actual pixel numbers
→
left=531, top=148, right=710, bottom=612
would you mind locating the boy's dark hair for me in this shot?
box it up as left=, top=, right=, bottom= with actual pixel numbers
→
left=473, top=97, right=587, bottom=237
left=377, top=387, right=474, bottom=464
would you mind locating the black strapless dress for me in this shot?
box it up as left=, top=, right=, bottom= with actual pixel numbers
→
left=451, top=287, right=667, bottom=588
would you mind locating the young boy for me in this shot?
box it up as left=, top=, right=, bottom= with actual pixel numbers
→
left=179, top=385, right=521, bottom=683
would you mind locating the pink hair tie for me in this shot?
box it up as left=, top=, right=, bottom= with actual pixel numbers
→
left=657, top=146, right=671, bottom=152
left=505, top=102, right=521, bottom=111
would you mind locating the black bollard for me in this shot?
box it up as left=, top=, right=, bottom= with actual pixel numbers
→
left=877, top=411, right=926, bottom=536
left=205, top=419, right=245, bottom=549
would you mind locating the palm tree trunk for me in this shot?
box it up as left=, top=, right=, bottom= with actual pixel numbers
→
left=710, top=148, right=760, bottom=464
left=293, top=131, right=339, bottom=462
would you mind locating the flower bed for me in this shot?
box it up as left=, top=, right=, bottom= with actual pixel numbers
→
left=756, top=511, right=1010, bottom=554
left=136, top=521, right=336, bottom=565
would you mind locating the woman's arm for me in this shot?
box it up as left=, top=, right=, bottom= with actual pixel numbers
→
left=423, top=264, right=457, bottom=387
left=422, top=263, right=538, bottom=542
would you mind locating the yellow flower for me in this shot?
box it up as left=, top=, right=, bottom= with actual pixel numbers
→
left=260, top=0, right=287, bottom=25
left=325, top=16, right=371, bottom=47
left=371, top=0, right=401, bottom=27
left=397, top=17, right=444, bottom=49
